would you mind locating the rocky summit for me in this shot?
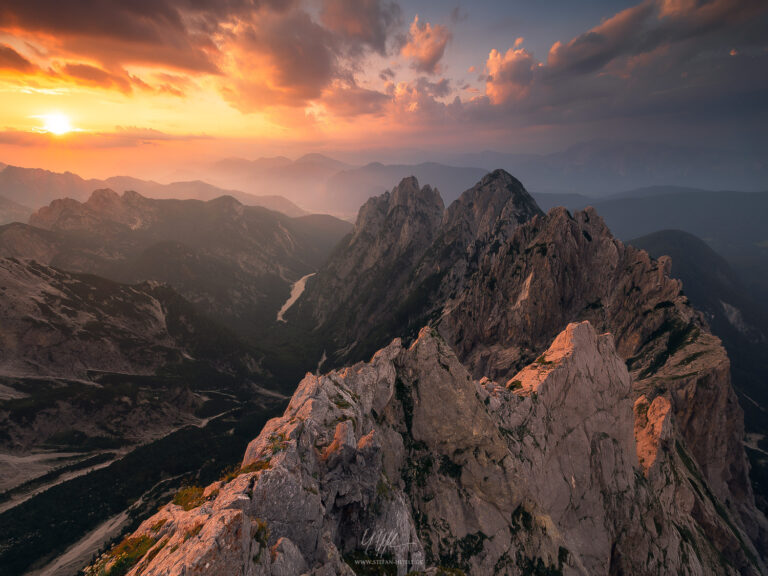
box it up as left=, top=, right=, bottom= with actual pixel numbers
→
left=87, top=171, right=768, bottom=575
left=87, top=322, right=766, bottom=575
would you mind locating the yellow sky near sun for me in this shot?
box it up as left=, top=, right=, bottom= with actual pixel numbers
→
left=0, top=75, right=281, bottom=138
left=0, top=4, right=472, bottom=179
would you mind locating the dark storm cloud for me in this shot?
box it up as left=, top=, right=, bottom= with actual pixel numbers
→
left=479, top=0, right=768, bottom=126
left=221, top=9, right=339, bottom=111
left=320, top=0, right=402, bottom=55
left=414, top=77, right=451, bottom=98
left=222, top=1, right=410, bottom=112
left=0, top=0, right=296, bottom=72
left=546, top=0, right=766, bottom=77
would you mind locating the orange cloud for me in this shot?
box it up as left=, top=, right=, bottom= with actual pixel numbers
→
left=401, top=16, right=451, bottom=74
left=219, top=10, right=337, bottom=112
left=485, top=46, right=536, bottom=105
left=0, top=43, right=36, bottom=72
left=60, top=63, right=132, bottom=94
left=0, top=0, right=298, bottom=74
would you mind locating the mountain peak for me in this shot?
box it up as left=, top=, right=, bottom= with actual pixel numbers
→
left=443, top=167, right=543, bottom=242
left=471, top=168, right=541, bottom=216
left=354, top=176, right=444, bottom=235
left=87, top=188, right=121, bottom=203
left=121, top=189, right=146, bottom=203
left=389, top=176, right=444, bottom=213
left=208, top=194, right=243, bottom=207
left=85, top=188, right=151, bottom=210
left=481, top=167, right=524, bottom=186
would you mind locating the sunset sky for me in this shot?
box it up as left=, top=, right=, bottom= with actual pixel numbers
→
left=0, top=0, right=766, bottom=179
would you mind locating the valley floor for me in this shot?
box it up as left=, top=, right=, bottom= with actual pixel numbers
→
left=0, top=401, right=286, bottom=576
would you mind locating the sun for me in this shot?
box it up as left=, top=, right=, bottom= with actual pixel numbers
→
left=40, top=113, right=73, bottom=135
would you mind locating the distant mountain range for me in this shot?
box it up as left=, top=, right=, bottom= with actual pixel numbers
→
left=4, top=140, right=766, bottom=221
left=0, top=190, right=351, bottom=334
left=0, top=195, right=32, bottom=226
left=447, top=140, right=767, bottom=195
left=186, top=140, right=768, bottom=216
left=205, top=153, right=353, bottom=212
left=0, top=164, right=307, bottom=220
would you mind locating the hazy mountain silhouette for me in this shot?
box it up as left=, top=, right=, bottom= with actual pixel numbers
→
left=0, top=164, right=305, bottom=216
left=0, top=195, right=32, bottom=225
left=323, top=162, right=489, bottom=216
left=0, top=190, right=351, bottom=333
left=450, top=140, right=767, bottom=195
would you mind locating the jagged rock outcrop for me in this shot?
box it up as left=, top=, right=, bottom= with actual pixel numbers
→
left=434, top=205, right=766, bottom=550
left=293, top=170, right=768, bottom=560
left=292, top=176, right=444, bottom=347
left=30, top=188, right=160, bottom=233
left=439, top=169, right=543, bottom=247
left=292, top=170, right=541, bottom=364
left=88, top=323, right=766, bottom=575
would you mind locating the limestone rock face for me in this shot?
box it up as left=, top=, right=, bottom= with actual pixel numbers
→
left=291, top=176, right=445, bottom=352
left=294, top=171, right=768, bottom=560
left=93, top=323, right=766, bottom=575
left=440, top=169, right=543, bottom=246
left=435, top=205, right=766, bottom=551
left=292, top=170, right=541, bottom=365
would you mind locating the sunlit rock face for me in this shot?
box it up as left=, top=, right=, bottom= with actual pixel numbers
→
left=86, top=170, right=767, bottom=575
left=92, top=323, right=765, bottom=575
left=297, top=170, right=765, bottom=553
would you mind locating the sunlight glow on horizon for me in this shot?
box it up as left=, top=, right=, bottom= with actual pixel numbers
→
left=36, top=113, right=74, bottom=135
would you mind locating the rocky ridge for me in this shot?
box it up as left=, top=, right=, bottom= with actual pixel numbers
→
left=88, top=322, right=765, bottom=575
left=291, top=170, right=767, bottom=565
left=294, top=176, right=444, bottom=340
left=83, top=170, right=768, bottom=574
left=292, top=170, right=542, bottom=364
